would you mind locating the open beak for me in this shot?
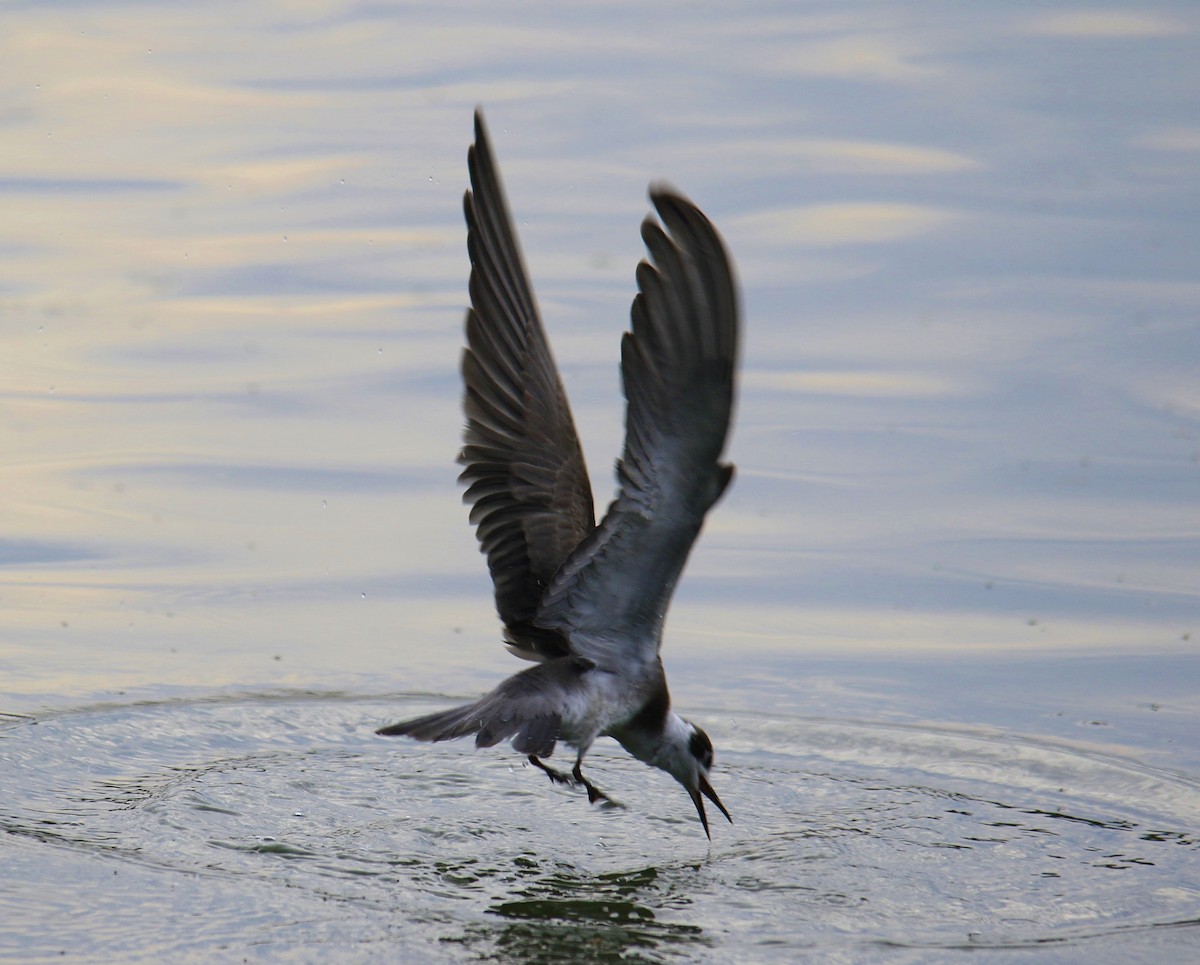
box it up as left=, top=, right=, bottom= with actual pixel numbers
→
left=688, top=774, right=733, bottom=839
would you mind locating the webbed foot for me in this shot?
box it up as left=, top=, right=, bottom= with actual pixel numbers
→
left=573, top=761, right=622, bottom=807
left=527, top=755, right=623, bottom=808
left=528, top=755, right=573, bottom=786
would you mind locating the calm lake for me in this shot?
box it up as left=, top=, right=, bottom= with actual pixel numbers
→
left=2, top=2, right=1198, bottom=962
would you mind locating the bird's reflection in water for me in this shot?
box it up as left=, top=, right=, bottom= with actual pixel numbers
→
left=462, top=863, right=710, bottom=964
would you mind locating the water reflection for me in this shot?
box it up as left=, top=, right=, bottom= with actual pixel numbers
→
left=736, top=201, right=959, bottom=248
left=2, top=0, right=1197, bottom=709
left=2, top=0, right=1199, bottom=960
left=466, top=865, right=708, bottom=964
left=1, top=695, right=1197, bottom=960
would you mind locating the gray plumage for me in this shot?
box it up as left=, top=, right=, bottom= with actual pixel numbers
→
left=378, top=109, right=738, bottom=837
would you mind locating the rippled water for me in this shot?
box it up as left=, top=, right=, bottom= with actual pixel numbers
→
left=2, top=0, right=1199, bottom=961
left=3, top=694, right=1198, bottom=962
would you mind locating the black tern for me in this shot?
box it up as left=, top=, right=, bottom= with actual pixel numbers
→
left=378, top=110, right=739, bottom=837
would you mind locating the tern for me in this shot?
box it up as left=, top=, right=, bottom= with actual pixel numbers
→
left=378, top=110, right=739, bottom=837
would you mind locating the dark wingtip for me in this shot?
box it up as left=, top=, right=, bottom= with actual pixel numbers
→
left=648, top=179, right=684, bottom=204
left=470, top=110, right=493, bottom=176
left=648, top=182, right=707, bottom=225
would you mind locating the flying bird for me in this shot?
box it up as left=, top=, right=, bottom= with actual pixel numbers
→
left=378, top=110, right=739, bottom=837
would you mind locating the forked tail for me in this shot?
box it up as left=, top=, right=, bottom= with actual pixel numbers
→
left=376, top=702, right=483, bottom=742
left=376, top=697, right=562, bottom=758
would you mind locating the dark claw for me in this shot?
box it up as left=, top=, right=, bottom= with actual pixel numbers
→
left=528, top=755, right=574, bottom=786
left=528, top=756, right=621, bottom=807
left=571, top=760, right=618, bottom=806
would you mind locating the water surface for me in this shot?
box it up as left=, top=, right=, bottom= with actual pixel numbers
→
left=1, top=1, right=1198, bottom=961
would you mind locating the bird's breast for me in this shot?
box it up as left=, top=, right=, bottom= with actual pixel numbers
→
left=556, top=661, right=664, bottom=746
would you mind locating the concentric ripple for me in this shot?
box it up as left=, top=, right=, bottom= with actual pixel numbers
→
left=1, top=695, right=1197, bottom=962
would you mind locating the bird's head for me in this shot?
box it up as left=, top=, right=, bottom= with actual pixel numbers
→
left=658, top=717, right=732, bottom=839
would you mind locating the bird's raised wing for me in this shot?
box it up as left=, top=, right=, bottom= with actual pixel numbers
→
left=535, top=188, right=739, bottom=665
left=459, top=110, right=596, bottom=661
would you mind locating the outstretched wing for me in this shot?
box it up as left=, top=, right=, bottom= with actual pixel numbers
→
left=536, top=187, right=739, bottom=665
left=459, top=109, right=596, bottom=661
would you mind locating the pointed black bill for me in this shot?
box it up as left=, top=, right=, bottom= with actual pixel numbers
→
left=688, top=775, right=732, bottom=839
left=687, top=784, right=712, bottom=839
left=700, top=773, right=732, bottom=825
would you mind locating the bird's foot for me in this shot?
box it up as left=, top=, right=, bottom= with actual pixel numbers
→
left=527, top=756, right=623, bottom=808
left=528, top=755, right=574, bottom=786
left=573, top=761, right=622, bottom=808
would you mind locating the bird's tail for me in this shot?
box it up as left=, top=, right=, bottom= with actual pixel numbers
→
left=376, top=697, right=562, bottom=758
left=376, top=702, right=483, bottom=742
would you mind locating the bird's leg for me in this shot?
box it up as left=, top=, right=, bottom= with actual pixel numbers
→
left=528, top=755, right=574, bottom=787
left=572, top=757, right=612, bottom=805
left=528, top=755, right=616, bottom=806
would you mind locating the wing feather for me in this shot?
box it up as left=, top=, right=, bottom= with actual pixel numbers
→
left=459, top=110, right=596, bottom=660
left=535, top=186, right=739, bottom=665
